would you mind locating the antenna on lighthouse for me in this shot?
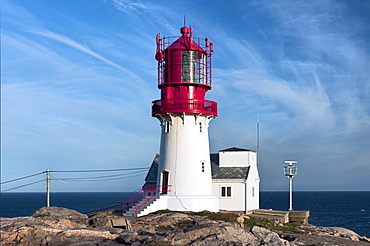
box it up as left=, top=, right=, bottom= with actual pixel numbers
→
left=284, top=160, right=297, bottom=211
left=184, top=15, right=186, bottom=26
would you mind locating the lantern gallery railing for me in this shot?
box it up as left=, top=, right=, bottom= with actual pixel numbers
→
left=152, top=99, right=217, bottom=116
left=156, top=35, right=213, bottom=87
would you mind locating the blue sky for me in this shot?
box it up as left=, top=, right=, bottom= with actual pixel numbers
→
left=1, top=0, right=369, bottom=192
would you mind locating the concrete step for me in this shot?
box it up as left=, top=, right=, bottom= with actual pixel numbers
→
left=124, top=196, right=158, bottom=217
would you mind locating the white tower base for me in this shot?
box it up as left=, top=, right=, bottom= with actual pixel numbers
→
left=137, top=194, right=219, bottom=217
left=150, top=113, right=219, bottom=215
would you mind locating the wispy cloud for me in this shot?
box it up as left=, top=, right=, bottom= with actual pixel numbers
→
left=104, top=0, right=179, bottom=35
left=106, top=0, right=149, bottom=14
left=26, top=29, right=142, bottom=80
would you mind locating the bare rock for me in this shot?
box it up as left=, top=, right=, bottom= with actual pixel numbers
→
left=32, top=206, right=88, bottom=220
left=0, top=216, right=120, bottom=245
left=251, top=226, right=291, bottom=246
left=3, top=209, right=368, bottom=246
left=120, top=211, right=262, bottom=245
left=89, top=212, right=132, bottom=230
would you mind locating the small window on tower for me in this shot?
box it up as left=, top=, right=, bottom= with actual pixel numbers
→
left=165, top=121, right=170, bottom=133
left=202, top=162, right=205, bottom=172
left=199, top=122, right=202, bottom=132
left=221, top=186, right=232, bottom=198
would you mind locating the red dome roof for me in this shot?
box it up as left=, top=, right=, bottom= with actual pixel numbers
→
left=166, top=27, right=205, bottom=52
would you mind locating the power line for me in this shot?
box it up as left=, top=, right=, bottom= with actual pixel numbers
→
left=51, top=172, right=147, bottom=182
left=2, top=179, right=45, bottom=192
left=2, top=167, right=150, bottom=191
left=52, top=170, right=147, bottom=180
left=51, top=167, right=149, bottom=173
left=0, top=172, right=45, bottom=185
left=82, top=189, right=140, bottom=214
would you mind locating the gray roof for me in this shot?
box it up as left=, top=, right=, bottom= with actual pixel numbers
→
left=219, top=147, right=254, bottom=152
left=145, top=151, right=250, bottom=183
left=144, top=154, right=159, bottom=183
left=210, top=153, right=250, bottom=180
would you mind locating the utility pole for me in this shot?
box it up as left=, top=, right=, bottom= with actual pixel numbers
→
left=46, top=169, right=50, bottom=207
left=284, top=161, right=297, bottom=211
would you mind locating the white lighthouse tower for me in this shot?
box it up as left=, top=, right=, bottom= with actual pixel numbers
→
left=150, top=25, right=219, bottom=213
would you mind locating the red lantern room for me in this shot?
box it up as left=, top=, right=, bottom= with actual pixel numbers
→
left=152, top=26, right=217, bottom=116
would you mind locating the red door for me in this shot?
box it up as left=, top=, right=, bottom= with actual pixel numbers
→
left=161, top=171, right=169, bottom=194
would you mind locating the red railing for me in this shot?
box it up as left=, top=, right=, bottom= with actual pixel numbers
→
left=152, top=99, right=217, bottom=116
left=98, top=202, right=125, bottom=213
left=123, top=185, right=171, bottom=216
left=98, top=185, right=171, bottom=216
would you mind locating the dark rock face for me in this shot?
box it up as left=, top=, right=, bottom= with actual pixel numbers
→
left=1, top=207, right=370, bottom=245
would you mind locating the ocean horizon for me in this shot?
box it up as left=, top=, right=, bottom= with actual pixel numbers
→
left=1, top=191, right=369, bottom=238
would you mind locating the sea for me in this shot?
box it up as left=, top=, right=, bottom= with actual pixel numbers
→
left=1, top=191, right=369, bottom=238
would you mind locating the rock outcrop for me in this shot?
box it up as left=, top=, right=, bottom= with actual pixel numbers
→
left=32, top=206, right=88, bottom=220
left=1, top=207, right=369, bottom=245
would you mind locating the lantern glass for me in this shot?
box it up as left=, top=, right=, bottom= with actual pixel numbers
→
left=284, top=165, right=297, bottom=177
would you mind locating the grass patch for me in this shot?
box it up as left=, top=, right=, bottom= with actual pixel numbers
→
left=244, top=219, right=270, bottom=228
left=152, top=209, right=172, bottom=214
left=244, top=220, right=306, bottom=234
left=268, top=224, right=306, bottom=234
left=188, top=211, right=239, bottom=222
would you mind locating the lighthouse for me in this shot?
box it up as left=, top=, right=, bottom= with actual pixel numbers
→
left=150, top=25, right=219, bottom=213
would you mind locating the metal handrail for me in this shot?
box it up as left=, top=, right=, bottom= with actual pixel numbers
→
left=152, top=98, right=217, bottom=116
left=98, top=185, right=171, bottom=216
left=123, top=185, right=171, bottom=216
left=98, top=202, right=124, bottom=212
left=130, top=188, right=172, bottom=216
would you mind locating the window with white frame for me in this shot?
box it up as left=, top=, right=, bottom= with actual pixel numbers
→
left=221, top=186, right=231, bottom=198
left=165, top=121, right=170, bottom=133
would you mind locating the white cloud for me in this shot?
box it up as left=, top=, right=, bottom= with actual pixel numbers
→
left=26, top=29, right=142, bottom=80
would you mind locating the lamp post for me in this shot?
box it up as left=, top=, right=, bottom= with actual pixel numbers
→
left=284, top=161, right=297, bottom=211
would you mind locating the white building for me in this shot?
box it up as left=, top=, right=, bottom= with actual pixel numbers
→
left=138, top=147, right=260, bottom=215
left=211, top=147, right=260, bottom=212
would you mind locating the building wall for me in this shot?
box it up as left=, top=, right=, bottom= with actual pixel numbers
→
left=213, top=150, right=260, bottom=212
left=219, top=150, right=256, bottom=167
left=245, top=180, right=259, bottom=211
left=212, top=181, right=245, bottom=211
left=245, top=152, right=260, bottom=211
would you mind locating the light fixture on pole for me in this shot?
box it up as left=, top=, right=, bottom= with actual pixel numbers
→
left=284, top=161, right=297, bottom=211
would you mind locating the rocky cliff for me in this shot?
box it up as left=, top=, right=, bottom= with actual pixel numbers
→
left=1, top=207, right=369, bottom=245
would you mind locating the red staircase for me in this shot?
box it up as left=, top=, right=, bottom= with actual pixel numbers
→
left=98, top=185, right=171, bottom=216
